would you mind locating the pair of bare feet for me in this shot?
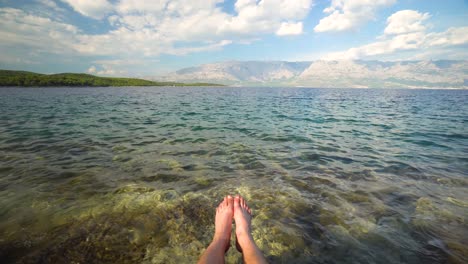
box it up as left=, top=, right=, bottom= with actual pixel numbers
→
left=197, top=195, right=267, bottom=264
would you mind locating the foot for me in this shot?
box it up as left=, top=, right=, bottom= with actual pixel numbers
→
left=213, top=195, right=234, bottom=252
left=234, top=195, right=253, bottom=252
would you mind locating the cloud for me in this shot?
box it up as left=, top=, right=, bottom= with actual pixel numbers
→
left=60, top=0, right=113, bottom=19
left=384, top=10, right=430, bottom=35
left=87, top=65, right=97, bottom=74
left=323, top=32, right=426, bottom=59
left=0, top=0, right=310, bottom=75
left=0, top=7, right=78, bottom=52
left=67, top=0, right=314, bottom=57
left=426, top=27, right=468, bottom=47
left=36, top=0, right=66, bottom=12
left=0, top=52, right=40, bottom=66
left=276, top=22, right=303, bottom=36
left=116, top=0, right=168, bottom=14
left=87, top=58, right=163, bottom=76
left=225, top=0, right=312, bottom=35
left=321, top=10, right=468, bottom=60
left=233, top=0, right=312, bottom=21
left=171, top=40, right=233, bottom=55
left=111, top=0, right=313, bottom=39
left=314, top=0, right=396, bottom=32
left=0, top=7, right=83, bottom=72
left=0, top=0, right=315, bottom=69
left=87, top=64, right=125, bottom=76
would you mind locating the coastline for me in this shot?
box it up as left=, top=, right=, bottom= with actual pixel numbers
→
left=0, top=70, right=224, bottom=87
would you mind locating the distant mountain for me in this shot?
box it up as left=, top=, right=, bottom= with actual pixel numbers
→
left=160, top=60, right=468, bottom=88
left=162, top=61, right=311, bottom=86
left=0, top=70, right=223, bottom=87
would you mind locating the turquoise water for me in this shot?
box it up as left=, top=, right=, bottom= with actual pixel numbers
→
left=0, top=87, right=467, bottom=263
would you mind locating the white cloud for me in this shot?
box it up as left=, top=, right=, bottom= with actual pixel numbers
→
left=321, top=10, right=468, bottom=60
left=69, top=0, right=314, bottom=57
left=116, top=0, right=167, bottom=14
left=111, top=0, right=313, bottom=39
left=314, top=0, right=396, bottom=32
left=0, top=8, right=83, bottom=72
left=0, top=8, right=78, bottom=52
left=276, top=22, right=303, bottom=36
left=1, top=0, right=315, bottom=66
left=87, top=64, right=125, bottom=76
left=87, top=59, right=157, bottom=76
left=60, top=0, right=112, bottom=19
left=323, top=32, right=426, bottom=60
left=384, top=10, right=430, bottom=35
left=1, top=1, right=315, bottom=73
left=36, top=0, right=66, bottom=12
left=426, top=27, right=468, bottom=47
left=224, top=0, right=311, bottom=35
left=0, top=52, right=40, bottom=65
left=171, top=40, right=233, bottom=55
left=87, top=65, right=97, bottom=74
left=408, top=47, right=468, bottom=61
left=233, top=0, right=312, bottom=21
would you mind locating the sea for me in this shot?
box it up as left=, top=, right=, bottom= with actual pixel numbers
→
left=0, top=87, right=467, bottom=263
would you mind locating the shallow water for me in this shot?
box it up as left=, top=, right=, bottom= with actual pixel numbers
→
left=0, top=87, right=467, bottom=263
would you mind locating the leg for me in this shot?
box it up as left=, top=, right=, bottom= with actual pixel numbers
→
left=198, top=195, right=234, bottom=264
left=234, top=195, right=268, bottom=264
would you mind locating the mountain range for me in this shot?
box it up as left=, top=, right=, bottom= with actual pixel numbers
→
left=159, top=60, right=468, bottom=88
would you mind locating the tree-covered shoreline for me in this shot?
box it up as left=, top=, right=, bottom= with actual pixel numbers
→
left=0, top=70, right=223, bottom=87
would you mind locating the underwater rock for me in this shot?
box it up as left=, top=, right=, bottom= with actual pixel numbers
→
left=114, top=184, right=155, bottom=194
left=319, top=208, right=348, bottom=227
left=157, top=159, right=183, bottom=172
left=112, top=145, right=128, bottom=152
left=348, top=217, right=377, bottom=236
left=194, top=176, right=213, bottom=187
left=2, top=191, right=219, bottom=264
left=340, top=190, right=370, bottom=203
left=112, top=155, right=132, bottom=162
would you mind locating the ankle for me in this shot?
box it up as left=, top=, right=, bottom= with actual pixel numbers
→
left=212, top=235, right=230, bottom=246
left=236, top=231, right=254, bottom=244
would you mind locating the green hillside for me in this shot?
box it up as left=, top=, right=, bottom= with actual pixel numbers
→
left=0, top=70, right=222, bottom=87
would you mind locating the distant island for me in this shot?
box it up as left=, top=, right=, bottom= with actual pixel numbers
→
left=0, top=70, right=223, bottom=87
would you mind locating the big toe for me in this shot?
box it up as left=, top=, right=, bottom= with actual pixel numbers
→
left=234, top=196, right=241, bottom=209
left=227, top=195, right=233, bottom=207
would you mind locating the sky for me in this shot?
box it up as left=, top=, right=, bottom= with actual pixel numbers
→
left=0, top=0, right=467, bottom=77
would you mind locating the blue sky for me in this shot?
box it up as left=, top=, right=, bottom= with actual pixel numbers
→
left=0, top=0, right=467, bottom=76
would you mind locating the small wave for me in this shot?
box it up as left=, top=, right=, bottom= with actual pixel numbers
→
left=190, top=125, right=218, bottom=131
left=260, top=134, right=312, bottom=143
left=183, top=111, right=200, bottom=116
left=159, top=123, right=186, bottom=128
left=377, top=162, right=424, bottom=178
left=168, top=138, right=208, bottom=144
left=140, top=173, right=186, bottom=183
left=403, top=139, right=451, bottom=149
left=321, top=155, right=355, bottom=164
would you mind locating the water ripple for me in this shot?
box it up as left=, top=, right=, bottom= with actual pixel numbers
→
left=0, top=87, right=467, bottom=264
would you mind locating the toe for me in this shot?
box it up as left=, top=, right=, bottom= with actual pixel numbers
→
left=234, top=196, right=240, bottom=208
left=240, top=197, right=245, bottom=208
